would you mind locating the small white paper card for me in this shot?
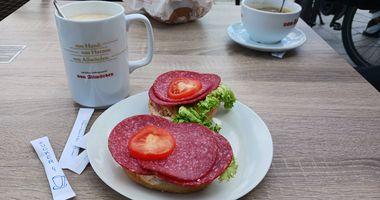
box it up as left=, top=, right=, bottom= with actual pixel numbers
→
left=271, top=51, right=287, bottom=58
left=0, top=45, right=26, bottom=63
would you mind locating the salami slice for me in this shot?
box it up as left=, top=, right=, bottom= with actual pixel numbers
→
left=149, top=86, right=213, bottom=107
left=108, top=115, right=173, bottom=175
left=150, top=70, right=221, bottom=106
left=155, top=133, right=233, bottom=187
left=138, top=123, right=218, bottom=181
left=153, top=71, right=212, bottom=102
left=108, top=114, right=234, bottom=188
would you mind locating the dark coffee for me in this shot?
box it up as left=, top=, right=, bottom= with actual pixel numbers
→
left=248, top=3, right=291, bottom=13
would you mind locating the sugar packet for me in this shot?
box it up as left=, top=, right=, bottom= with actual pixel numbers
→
left=31, top=136, right=76, bottom=200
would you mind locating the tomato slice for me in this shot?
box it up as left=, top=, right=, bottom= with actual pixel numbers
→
left=128, top=125, right=176, bottom=160
left=167, top=77, right=202, bottom=99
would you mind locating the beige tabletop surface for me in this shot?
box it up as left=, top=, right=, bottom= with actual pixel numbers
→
left=1, top=0, right=380, bottom=199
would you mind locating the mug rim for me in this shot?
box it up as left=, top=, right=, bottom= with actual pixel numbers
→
left=55, top=1, right=125, bottom=23
left=242, top=0, right=302, bottom=15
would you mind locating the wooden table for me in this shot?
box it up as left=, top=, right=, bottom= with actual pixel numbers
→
left=1, top=0, right=379, bottom=199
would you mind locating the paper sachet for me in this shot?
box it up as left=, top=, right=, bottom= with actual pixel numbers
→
left=59, top=108, right=94, bottom=174
left=31, top=136, right=76, bottom=200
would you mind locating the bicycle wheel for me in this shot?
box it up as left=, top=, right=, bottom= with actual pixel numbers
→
left=342, top=7, right=380, bottom=68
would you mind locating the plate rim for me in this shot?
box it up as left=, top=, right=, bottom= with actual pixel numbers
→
left=87, top=91, right=273, bottom=200
left=227, top=22, right=306, bottom=52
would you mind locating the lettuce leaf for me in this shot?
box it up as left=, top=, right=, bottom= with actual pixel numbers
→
left=173, top=84, right=236, bottom=131
left=174, top=106, right=221, bottom=132
left=172, top=84, right=238, bottom=181
left=218, top=156, right=238, bottom=181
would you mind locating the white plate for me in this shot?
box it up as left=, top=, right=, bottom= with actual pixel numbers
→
left=227, top=22, right=306, bottom=52
left=87, top=92, right=273, bottom=200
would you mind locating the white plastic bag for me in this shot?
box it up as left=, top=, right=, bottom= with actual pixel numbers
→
left=127, top=0, right=213, bottom=24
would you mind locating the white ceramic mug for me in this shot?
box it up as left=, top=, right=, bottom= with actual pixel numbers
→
left=55, top=1, right=154, bottom=108
left=241, top=0, right=302, bottom=43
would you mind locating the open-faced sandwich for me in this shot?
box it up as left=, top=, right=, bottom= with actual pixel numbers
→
left=108, top=71, right=238, bottom=193
left=108, top=115, right=234, bottom=193
left=148, top=70, right=236, bottom=132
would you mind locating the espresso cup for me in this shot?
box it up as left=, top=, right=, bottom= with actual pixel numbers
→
left=55, top=1, right=154, bottom=108
left=241, top=0, right=302, bottom=43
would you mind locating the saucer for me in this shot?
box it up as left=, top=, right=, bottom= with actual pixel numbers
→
left=227, top=22, right=306, bottom=52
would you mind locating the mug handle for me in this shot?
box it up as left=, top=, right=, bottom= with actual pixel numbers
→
left=125, top=14, right=154, bottom=73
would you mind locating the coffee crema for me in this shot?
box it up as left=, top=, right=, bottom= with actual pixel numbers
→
left=69, top=13, right=113, bottom=21
left=247, top=3, right=291, bottom=13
